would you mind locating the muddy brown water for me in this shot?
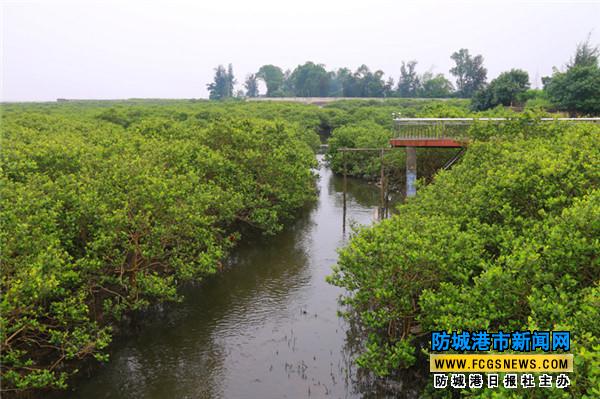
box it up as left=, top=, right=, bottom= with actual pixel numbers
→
left=64, top=156, right=418, bottom=399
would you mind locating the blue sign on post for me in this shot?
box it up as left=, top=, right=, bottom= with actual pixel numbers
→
left=407, top=172, right=416, bottom=197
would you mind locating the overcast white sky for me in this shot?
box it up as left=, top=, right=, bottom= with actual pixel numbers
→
left=1, top=0, right=599, bottom=101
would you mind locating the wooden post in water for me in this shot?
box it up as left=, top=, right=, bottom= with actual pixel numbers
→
left=380, top=148, right=385, bottom=219
left=406, top=147, right=417, bottom=197
left=343, top=151, right=347, bottom=233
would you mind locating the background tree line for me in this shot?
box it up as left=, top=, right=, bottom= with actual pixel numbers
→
left=208, top=38, right=600, bottom=116
left=208, top=49, right=487, bottom=100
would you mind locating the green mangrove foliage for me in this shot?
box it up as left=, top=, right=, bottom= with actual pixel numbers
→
left=0, top=106, right=318, bottom=393
left=328, top=119, right=599, bottom=398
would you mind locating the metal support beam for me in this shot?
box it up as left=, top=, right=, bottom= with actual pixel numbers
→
left=406, top=147, right=417, bottom=197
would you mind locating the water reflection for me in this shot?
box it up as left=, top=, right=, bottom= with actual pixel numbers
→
left=66, top=156, right=397, bottom=399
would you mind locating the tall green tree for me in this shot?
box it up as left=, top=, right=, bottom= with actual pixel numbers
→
left=471, top=69, right=530, bottom=110
left=568, top=34, right=599, bottom=68
left=207, top=64, right=235, bottom=100
left=397, top=60, right=420, bottom=97
left=383, top=77, right=395, bottom=97
left=544, top=66, right=600, bottom=115
left=419, top=72, right=454, bottom=98
left=244, top=74, right=259, bottom=97
left=450, top=48, right=487, bottom=97
left=544, top=38, right=600, bottom=115
left=353, top=65, right=386, bottom=97
left=327, top=71, right=343, bottom=97
left=335, top=67, right=358, bottom=97
left=491, top=69, right=530, bottom=105
left=256, top=65, right=285, bottom=97
left=288, top=62, right=331, bottom=97
left=281, top=69, right=294, bottom=96
left=226, top=64, right=236, bottom=97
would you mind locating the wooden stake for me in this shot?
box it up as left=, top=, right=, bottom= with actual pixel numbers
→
left=380, top=148, right=385, bottom=219
left=343, top=151, right=347, bottom=233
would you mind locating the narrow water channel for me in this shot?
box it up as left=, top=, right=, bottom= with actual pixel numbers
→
left=67, top=156, right=388, bottom=398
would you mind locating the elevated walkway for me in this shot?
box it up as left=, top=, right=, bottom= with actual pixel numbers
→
left=390, top=117, right=600, bottom=147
